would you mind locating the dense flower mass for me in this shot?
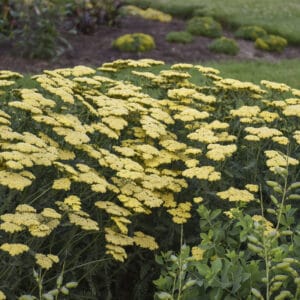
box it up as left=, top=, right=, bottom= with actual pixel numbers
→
left=0, top=58, right=299, bottom=297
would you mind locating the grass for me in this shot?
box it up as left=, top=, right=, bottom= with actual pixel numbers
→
left=202, top=0, right=300, bottom=45
left=124, top=0, right=300, bottom=45
left=115, top=59, right=300, bottom=90
left=204, top=59, right=300, bottom=89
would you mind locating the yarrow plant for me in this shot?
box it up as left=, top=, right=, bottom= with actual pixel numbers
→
left=0, top=59, right=299, bottom=298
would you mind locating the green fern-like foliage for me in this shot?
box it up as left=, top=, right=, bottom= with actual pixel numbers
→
left=186, top=16, right=222, bottom=38
left=113, top=33, right=155, bottom=52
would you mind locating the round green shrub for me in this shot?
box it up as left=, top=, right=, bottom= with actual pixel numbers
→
left=208, top=37, right=239, bottom=55
left=234, top=25, right=267, bottom=41
left=166, top=31, right=194, bottom=44
left=186, top=16, right=222, bottom=38
left=113, top=33, right=155, bottom=52
left=255, top=34, right=287, bottom=52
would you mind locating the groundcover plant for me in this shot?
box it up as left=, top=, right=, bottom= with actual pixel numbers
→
left=0, top=60, right=299, bottom=299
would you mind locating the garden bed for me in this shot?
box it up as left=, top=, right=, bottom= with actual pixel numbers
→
left=0, top=16, right=300, bottom=73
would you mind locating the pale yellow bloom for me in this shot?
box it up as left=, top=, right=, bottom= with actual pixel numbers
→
left=217, top=187, right=254, bottom=202
left=0, top=243, right=29, bottom=256
left=35, top=253, right=59, bottom=270
left=245, top=184, right=259, bottom=193
left=191, top=246, right=205, bottom=261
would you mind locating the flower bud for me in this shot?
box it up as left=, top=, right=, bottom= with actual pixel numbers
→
left=65, top=282, right=78, bottom=289
left=60, top=286, right=69, bottom=295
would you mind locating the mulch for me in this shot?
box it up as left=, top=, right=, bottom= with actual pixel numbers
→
left=1, top=16, right=300, bottom=74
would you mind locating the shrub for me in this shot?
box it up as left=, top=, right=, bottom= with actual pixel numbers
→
left=112, top=33, right=155, bottom=52
left=6, top=0, right=68, bottom=59
left=120, top=5, right=172, bottom=22
left=123, top=0, right=205, bottom=19
left=255, top=34, right=288, bottom=52
left=0, top=59, right=300, bottom=299
left=166, top=31, right=194, bottom=44
left=208, top=37, right=239, bottom=55
left=186, top=16, right=222, bottom=38
left=235, top=25, right=267, bottom=41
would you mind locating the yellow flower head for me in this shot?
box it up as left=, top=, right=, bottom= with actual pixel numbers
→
left=245, top=184, right=259, bottom=193
left=64, top=195, right=81, bottom=211
left=191, top=246, right=205, bottom=261
left=133, top=231, right=158, bottom=250
left=0, top=290, right=6, bottom=300
left=217, top=187, right=255, bottom=202
left=0, top=243, right=29, bottom=256
left=35, top=253, right=59, bottom=270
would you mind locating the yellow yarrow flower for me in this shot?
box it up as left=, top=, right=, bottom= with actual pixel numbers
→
left=15, top=204, right=36, bottom=213
left=52, top=178, right=71, bottom=190
left=182, top=166, right=221, bottom=181
left=35, top=253, right=59, bottom=270
left=0, top=290, right=6, bottom=300
left=167, top=202, right=192, bottom=224
left=245, top=184, right=259, bottom=193
left=193, top=196, right=203, bottom=203
left=133, top=231, right=158, bottom=250
left=159, top=139, right=187, bottom=152
left=244, top=134, right=260, bottom=142
left=106, top=243, right=127, bottom=262
left=252, top=215, right=275, bottom=236
left=260, top=80, right=290, bottom=92
left=293, top=131, right=300, bottom=144
left=0, top=222, right=24, bottom=233
left=271, top=136, right=289, bottom=145
left=41, top=208, right=61, bottom=219
left=282, top=104, right=300, bottom=117
left=95, top=201, right=131, bottom=217
left=191, top=246, right=205, bottom=261
left=265, top=150, right=298, bottom=171
left=258, top=111, right=279, bottom=123
left=245, top=126, right=283, bottom=139
left=174, top=108, right=209, bottom=122
left=0, top=243, right=29, bottom=256
left=217, top=187, right=255, bottom=202
left=230, top=106, right=260, bottom=118
left=206, top=144, right=237, bottom=161
left=29, top=224, right=52, bottom=237
left=105, top=227, right=134, bottom=246
left=185, top=159, right=199, bottom=168
left=64, top=195, right=81, bottom=211
left=68, top=211, right=99, bottom=231
left=188, top=127, right=218, bottom=144
left=194, top=65, right=220, bottom=75
left=0, top=170, right=32, bottom=191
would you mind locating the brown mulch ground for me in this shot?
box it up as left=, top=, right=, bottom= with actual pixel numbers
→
left=1, top=16, right=300, bottom=74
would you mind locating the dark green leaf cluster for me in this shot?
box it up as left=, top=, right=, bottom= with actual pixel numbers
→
left=186, top=16, right=222, bottom=38
left=165, top=31, right=194, bottom=44
left=208, top=37, right=240, bottom=55
left=235, top=25, right=267, bottom=41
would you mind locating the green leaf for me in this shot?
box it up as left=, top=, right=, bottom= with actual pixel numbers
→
left=153, top=275, right=173, bottom=291
left=195, top=263, right=210, bottom=277
left=209, top=287, right=224, bottom=300
left=211, top=258, right=222, bottom=274
left=155, top=291, right=173, bottom=300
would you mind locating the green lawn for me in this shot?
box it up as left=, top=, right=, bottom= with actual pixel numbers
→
left=203, top=59, right=300, bottom=89
left=124, top=0, right=300, bottom=44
